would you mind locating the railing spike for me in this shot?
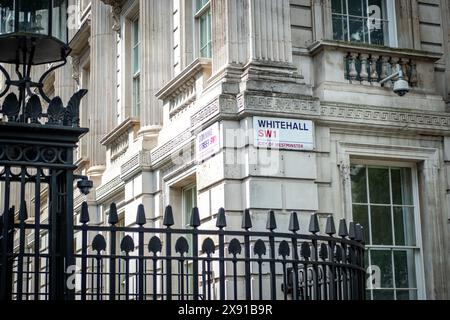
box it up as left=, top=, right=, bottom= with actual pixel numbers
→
left=163, top=205, right=174, bottom=227
left=136, top=204, right=146, bottom=226
left=242, top=209, right=252, bottom=230
left=108, top=203, right=119, bottom=225
left=19, top=200, right=28, bottom=222
left=190, top=207, right=201, bottom=228
left=79, top=202, right=90, bottom=224
left=266, top=210, right=277, bottom=231
left=348, top=222, right=357, bottom=240
left=289, top=212, right=300, bottom=232
left=338, top=219, right=348, bottom=238
left=309, top=213, right=320, bottom=234
left=325, top=215, right=336, bottom=236
left=216, top=208, right=227, bottom=229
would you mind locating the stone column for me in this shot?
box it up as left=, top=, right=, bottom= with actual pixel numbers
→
left=213, top=0, right=293, bottom=69
left=211, top=0, right=249, bottom=73
left=247, top=0, right=293, bottom=63
left=88, top=0, right=116, bottom=177
left=54, top=61, right=76, bottom=104
left=139, top=0, right=173, bottom=134
left=312, top=0, right=324, bottom=42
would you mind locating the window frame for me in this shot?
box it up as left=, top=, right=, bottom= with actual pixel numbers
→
left=330, top=0, right=398, bottom=47
left=182, top=184, right=198, bottom=228
left=350, top=159, right=425, bottom=300
left=131, top=15, right=141, bottom=118
left=194, top=0, right=212, bottom=59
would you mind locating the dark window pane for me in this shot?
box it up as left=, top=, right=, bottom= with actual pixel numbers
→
left=332, top=0, right=346, bottom=14
left=370, top=250, right=393, bottom=288
left=391, top=168, right=413, bottom=205
left=348, top=0, right=363, bottom=16
left=349, top=17, right=366, bottom=42
left=351, top=165, right=367, bottom=203
left=196, top=0, right=209, bottom=11
left=368, top=19, right=386, bottom=45
left=394, top=250, right=417, bottom=289
left=393, top=207, right=416, bottom=246
left=353, top=205, right=370, bottom=243
left=372, top=290, right=395, bottom=300
left=332, top=14, right=347, bottom=41
left=396, top=290, right=417, bottom=300
left=368, top=168, right=390, bottom=204
left=371, top=206, right=393, bottom=245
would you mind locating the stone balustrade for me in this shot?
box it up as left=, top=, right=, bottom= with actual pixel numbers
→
left=309, top=40, right=442, bottom=93
left=344, top=52, right=418, bottom=87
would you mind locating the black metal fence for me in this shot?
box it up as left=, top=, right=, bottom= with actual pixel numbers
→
left=2, top=201, right=365, bottom=301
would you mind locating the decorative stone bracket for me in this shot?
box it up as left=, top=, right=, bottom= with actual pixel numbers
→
left=100, top=0, right=123, bottom=34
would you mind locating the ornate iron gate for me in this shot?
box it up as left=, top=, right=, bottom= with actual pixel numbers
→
left=71, top=205, right=366, bottom=301
left=0, top=90, right=88, bottom=301
left=0, top=118, right=367, bottom=301
left=0, top=82, right=366, bottom=301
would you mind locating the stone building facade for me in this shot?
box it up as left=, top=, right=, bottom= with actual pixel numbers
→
left=2, top=0, right=450, bottom=300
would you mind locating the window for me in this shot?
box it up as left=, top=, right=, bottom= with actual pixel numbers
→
left=132, top=17, right=141, bottom=117
left=182, top=185, right=197, bottom=298
left=116, top=214, right=127, bottom=300
left=350, top=163, right=423, bottom=300
left=331, top=0, right=396, bottom=46
left=195, top=0, right=212, bottom=58
left=182, top=185, right=197, bottom=229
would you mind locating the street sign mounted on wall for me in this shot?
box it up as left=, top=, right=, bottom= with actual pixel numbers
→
left=196, top=122, right=221, bottom=162
left=253, top=116, right=315, bottom=151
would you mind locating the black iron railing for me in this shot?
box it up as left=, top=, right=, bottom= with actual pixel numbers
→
left=2, top=202, right=366, bottom=301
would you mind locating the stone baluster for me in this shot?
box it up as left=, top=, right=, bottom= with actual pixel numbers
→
left=348, top=53, right=358, bottom=81
left=380, top=56, right=389, bottom=80
left=391, top=56, right=401, bottom=76
left=409, top=61, right=418, bottom=87
left=399, top=59, right=410, bottom=82
left=369, top=55, right=379, bottom=83
left=381, top=57, right=392, bottom=88
left=359, top=54, right=369, bottom=83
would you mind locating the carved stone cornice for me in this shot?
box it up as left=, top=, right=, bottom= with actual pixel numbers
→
left=69, top=18, right=91, bottom=56
left=156, top=58, right=212, bottom=118
left=320, top=103, right=450, bottom=133
left=308, top=40, right=443, bottom=62
left=96, top=176, right=124, bottom=202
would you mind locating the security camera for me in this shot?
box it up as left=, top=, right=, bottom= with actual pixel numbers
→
left=380, top=64, right=410, bottom=97
left=393, top=78, right=410, bottom=97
